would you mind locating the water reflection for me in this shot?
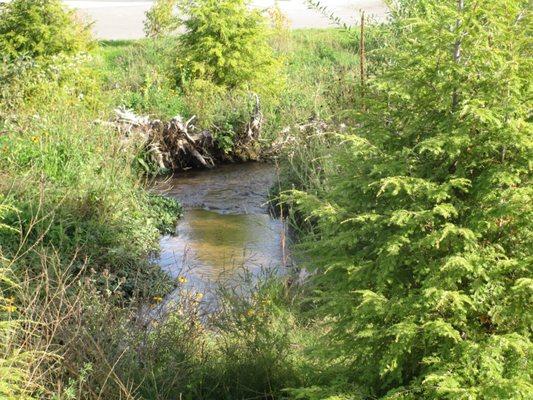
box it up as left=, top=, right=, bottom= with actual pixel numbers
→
left=159, top=210, right=285, bottom=283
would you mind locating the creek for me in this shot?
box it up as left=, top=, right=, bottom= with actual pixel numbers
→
left=153, top=162, right=289, bottom=298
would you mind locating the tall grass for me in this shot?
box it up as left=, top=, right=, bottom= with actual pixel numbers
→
left=0, top=49, right=180, bottom=295
left=0, top=24, right=184, bottom=397
left=96, top=28, right=362, bottom=144
left=1, top=203, right=35, bottom=399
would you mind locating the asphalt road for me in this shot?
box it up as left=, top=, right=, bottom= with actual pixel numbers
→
left=64, top=0, right=388, bottom=40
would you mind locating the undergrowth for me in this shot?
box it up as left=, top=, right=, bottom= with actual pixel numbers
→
left=0, top=1, right=348, bottom=397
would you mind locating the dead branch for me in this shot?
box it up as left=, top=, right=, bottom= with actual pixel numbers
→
left=106, top=103, right=263, bottom=171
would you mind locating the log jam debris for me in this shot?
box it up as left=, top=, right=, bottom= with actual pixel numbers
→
left=109, top=95, right=263, bottom=171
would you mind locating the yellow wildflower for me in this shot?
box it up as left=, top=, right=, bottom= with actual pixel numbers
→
left=153, top=296, right=163, bottom=303
left=3, top=305, right=17, bottom=313
left=194, top=292, right=203, bottom=301
left=31, top=135, right=39, bottom=143
left=178, top=276, right=187, bottom=284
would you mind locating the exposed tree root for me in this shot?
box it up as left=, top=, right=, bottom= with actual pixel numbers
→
left=109, top=95, right=263, bottom=171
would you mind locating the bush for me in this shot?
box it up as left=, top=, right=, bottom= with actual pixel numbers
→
left=144, top=0, right=180, bottom=38
left=0, top=0, right=92, bottom=60
left=176, top=0, right=282, bottom=93
left=290, top=0, right=532, bottom=398
left=0, top=53, right=100, bottom=112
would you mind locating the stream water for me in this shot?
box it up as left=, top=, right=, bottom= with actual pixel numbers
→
left=153, top=162, right=288, bottom=296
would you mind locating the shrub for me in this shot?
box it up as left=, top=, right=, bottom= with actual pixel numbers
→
left=176, top=0, right=282, bottom=93
left=0, top=53, right=100, bottom=112
left=0, top=0, right=92, bottom=60
left=291, top=0, right=532, bottom=398
left=144, top=0, right=180, bottom=38
left=267, top=1, right=291, bottom=53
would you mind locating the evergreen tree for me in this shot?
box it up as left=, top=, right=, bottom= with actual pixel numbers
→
left=293, top=1, right=532, bottom=398
left=176, top=0, right=280, bottom=91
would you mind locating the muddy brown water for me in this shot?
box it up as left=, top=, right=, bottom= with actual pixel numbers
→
left=153, top=162, right=288, bottom=296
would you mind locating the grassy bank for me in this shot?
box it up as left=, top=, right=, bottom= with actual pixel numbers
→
left=95, top=28, right=360, bottom=140
left=1, top=11, right=361, bottom=397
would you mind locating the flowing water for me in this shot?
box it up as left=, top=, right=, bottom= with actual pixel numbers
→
left=153, top=162, right=288, bottom=295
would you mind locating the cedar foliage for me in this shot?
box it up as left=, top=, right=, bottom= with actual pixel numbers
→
left=292, top=1, right=532, bottom=398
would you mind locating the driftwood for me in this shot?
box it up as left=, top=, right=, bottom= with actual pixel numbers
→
left=114, top=108, right=215, bottom=169
left=264, top=118, right=332, bottom=158
left=110, top=94, right=263, bottom=171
